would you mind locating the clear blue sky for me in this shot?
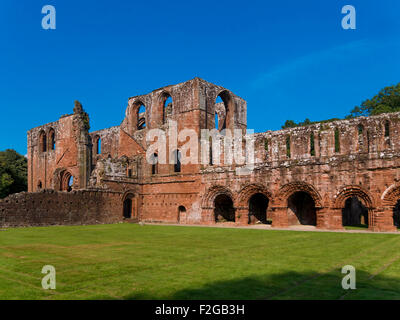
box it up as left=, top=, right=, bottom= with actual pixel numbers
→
left=1, top=0, right=399, bottom=155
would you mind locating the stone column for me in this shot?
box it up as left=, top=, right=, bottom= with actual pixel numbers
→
left=326, top=208, right=344, bottom=230
left=316, top=207, right=326, bottom=229
left=371, top=207, right=397, bottom=232
left=201, top=207, right=214, bottom=225
left=236, top=207, right=248, bottom=226
left=271, top=207, right=288, bottom=228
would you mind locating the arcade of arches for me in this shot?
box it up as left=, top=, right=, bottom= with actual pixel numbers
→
left=205, top=183, right=400, bottom=232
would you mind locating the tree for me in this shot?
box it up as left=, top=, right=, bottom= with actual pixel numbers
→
left=348, top=83, right=400, bottom=118
left=0, top=149, right=27, bottom=199
left=281, top=82, right=400, bottom=127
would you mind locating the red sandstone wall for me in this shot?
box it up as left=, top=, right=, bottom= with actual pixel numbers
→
left=0, top=190, right=123, bottom=228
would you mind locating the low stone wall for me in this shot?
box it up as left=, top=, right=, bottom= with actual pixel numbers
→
left=0, top=189, right=124, bottom=228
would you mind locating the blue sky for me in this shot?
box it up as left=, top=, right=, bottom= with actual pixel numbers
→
left=0, top=0, right=399, bottom=154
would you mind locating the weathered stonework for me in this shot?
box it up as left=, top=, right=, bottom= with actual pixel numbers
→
left=2, top=77, right=400, bottom=232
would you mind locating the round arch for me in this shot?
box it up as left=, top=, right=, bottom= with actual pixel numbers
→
left=122, top=192, right=136, bottom=219
left=59, top=170, right=74, bottom=192
left=277, top=181, right=323, bottom=208
left=202, top=185, right=235, bottom=209
left=214, top=90, right=234, bottom=131
left=237, top=183, right=272, bottom=208
left=157, top=91, right=173, bottom=124
left=333, top=185, right=375, bottom=209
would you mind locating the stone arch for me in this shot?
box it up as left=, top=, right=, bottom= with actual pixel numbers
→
left=48, top=128, right=56, bottom=151
left=177, top=205, right=186, bottom=223
left=277, top=181, right=323, bottom=208
left=157, top=91, right=173, bottom=124
left=381, top=184, right=400, bottom=207
left=128, top=99, right=147, bottom=131
left=122, top=191, right=136, bottom=219
left=59, top=170, right=74, bottom=192
left=382, top=184, right=400, bottom=228
left=92, top=135, right=101, bottom=155
left=202, top=185, right=234, bottom=209
left=38, top=130, right=47, bottom=153
left=237, top=184, right=272, bottom=208
left=333, top=185, right=374, bottom=209
left=214, top=90, right=234, bottom=131
left=334, top=185, right=375, bottom=228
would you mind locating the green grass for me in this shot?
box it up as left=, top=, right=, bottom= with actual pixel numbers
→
left=1, top=223, right=400, bottom=300
left=344, top=224, right=369, bottom=230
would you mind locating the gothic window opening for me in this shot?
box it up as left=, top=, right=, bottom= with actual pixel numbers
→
left=137, top=104, right=146, bottom=130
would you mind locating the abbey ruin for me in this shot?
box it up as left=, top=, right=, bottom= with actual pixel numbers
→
left=1, top=77, right=400, bottom=232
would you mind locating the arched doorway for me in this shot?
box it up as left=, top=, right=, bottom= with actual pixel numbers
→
left=342, top=196, right=369, bottom=228
left=394, top=200, right=400, bottom=228
left=123, top=193, right=135, bottom=219
left=248, top=193, right=269, bottom=224
left=214, top=194, right=235, bottom=222
left=60, top=170, right=74, bottom=192
left=178, top=206, right=186, bottom=223
left=287, top=191, right=316, bottom=226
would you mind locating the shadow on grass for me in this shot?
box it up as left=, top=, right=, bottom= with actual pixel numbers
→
left=124, top=269, right=400, bottom=300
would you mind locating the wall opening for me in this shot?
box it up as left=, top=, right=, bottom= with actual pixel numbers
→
left=310, top=132, right=315, bottom=156
left=342, top=196, right=368, bottom=228
left=358, top=124, right=365, bottom=152
left=123, top=194, right=135, bottom=219
left=214, top=93, right=230, bottom=131
left=60, top=170, right=74, bottom=192
left=393, top=200, right=400, bottom=228
left=248, top=193, right=269, bottom=224
left=384, top=120, right=391, bottom=148
left=286, top=135, right=291, bottom=158
left=178, top=205, right=186, bottom=223
left=385, top=120, right=390, bottom=137
left=137, top=104, right=146, bottom=130
left=151, top=153, right=158, bottom=175
left=214, top=194, right=235, bottom=222
left=95, top=136, right=101, bottom=154
left=287, top=191, right=316, bottom=226
left=37, top=181, right=42, bottom=190
left=67, top=176, right=73, bottom=192
left=334, top=128, right=340, bottom=153
left=48, top=129, right=55, bottom=150
left=162, top=93, right=173, bottom=124
left=39, top=130, right=47, bottom=153
left=173, top=149, right=181, bottom=173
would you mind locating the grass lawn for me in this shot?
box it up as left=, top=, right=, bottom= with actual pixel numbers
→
left=1, top=223, right=400, bottom=300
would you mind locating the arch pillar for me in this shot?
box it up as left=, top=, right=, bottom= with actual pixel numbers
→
left=316, top=207, right=327, bottom=229
left=236, top=207, right=248, bottom=225
left=201, top=207, right=214, bottom=224
left=326, top=208, right=345, bottom=230
left=271, top=207, right=289, bottom=228
left=371, top=207, right=397, bottom=232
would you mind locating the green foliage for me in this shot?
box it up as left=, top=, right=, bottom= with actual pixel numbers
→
left=0, top=149, right=27, bottom=198
left=282, top=82, right=400, bottom=127
left=348, top=83, right=400, bottom=118
left=264, top=139, right=269, bottom=152
left=1, top=224, right=400, bottom=299
left=282, top=118, right=340, bottom=129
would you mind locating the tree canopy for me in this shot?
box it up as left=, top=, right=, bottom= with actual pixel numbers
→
left=0, top=149, right=27, bottom=199
left=282, top=82, right=400, bottom=128
left=346, top=83, right=400, bottom=118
